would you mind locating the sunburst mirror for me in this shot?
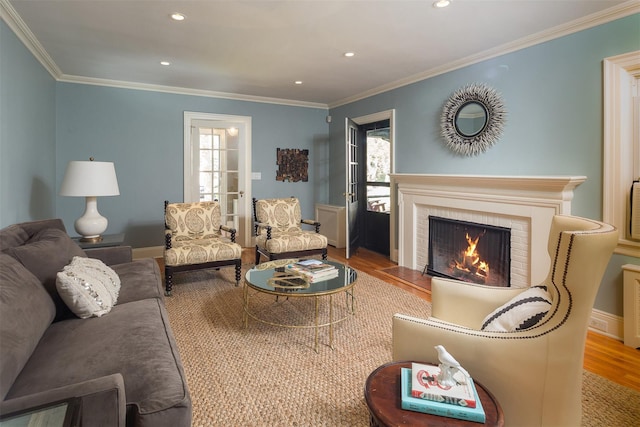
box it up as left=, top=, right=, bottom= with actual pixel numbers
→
left=441, top=83, right=506, bottom=156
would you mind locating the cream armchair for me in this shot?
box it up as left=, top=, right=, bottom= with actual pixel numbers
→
left=392, top=215, right=617, bottom=426
left=164, top=201, right=242, bottom=295
left=252, top=197, right=328, bottom=264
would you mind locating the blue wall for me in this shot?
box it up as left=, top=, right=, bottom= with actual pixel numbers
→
left=328, top=14, right=640, bottom=316
left=0, top=21, right=56, bottom=225
left=2, top=14, right=639, bottom=317
left=54, top=84, right=329, bottom=248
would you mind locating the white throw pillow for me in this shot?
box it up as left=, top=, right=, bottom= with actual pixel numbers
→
left=56, top=257, right=121, bottom=319
left=70, top=256, right=120, bottom=303
left=480, top=286, right=552, bottom=332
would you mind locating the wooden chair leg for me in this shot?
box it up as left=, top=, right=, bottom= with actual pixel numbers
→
left=322, top=248, right=328, bottom=260
left=255, top=246, right=261, bottom=265
left=165, top=267, right=173, bottom=296
left=235, top=261, right=241, bottom=286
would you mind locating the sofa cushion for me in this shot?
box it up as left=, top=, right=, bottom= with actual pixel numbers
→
left=56, top=257, right=121, bottom=319
left=7, top=299, right=191, bottom=426
left=112, top=258, right=164, bottom=304
left=5, top=228, right=86, bottom=321
left=0, top=254, right=56, bottom=400
left=480, top=285, right=552, bottom=332
left=0, top=224, right=29, bottom=252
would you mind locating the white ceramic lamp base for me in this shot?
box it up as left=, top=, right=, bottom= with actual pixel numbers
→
left=75, top=196, right=108, bottom=242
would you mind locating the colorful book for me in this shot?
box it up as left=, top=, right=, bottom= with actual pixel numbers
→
left=286, top=266, right=339, bottom=282
left=291, top=260, right=336, bottom=273
left=285, top=261, right=337, bottom=280
left=410, top=362, right=477, bottom=408
left=401, top=368, right=486, bottom=423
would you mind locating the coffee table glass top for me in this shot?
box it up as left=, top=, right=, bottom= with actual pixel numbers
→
left=245, top=260, right=357, bottom=295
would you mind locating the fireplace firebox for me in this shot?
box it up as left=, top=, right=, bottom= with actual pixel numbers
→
left=427, top=216, right=511, bottom=287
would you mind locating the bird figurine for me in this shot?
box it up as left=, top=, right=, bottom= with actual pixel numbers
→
left=435, top=345, right=469, bottom=386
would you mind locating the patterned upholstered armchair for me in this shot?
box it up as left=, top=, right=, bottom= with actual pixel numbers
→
left=252, top=197, right=328, bottom=264
left=164, top=201, right=242, bottom=295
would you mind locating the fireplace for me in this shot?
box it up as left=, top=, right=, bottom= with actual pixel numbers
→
left=427, top=216, right=511, bottom=287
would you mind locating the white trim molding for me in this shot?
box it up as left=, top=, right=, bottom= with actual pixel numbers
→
left=3, top=0, right=638, bottom=110
left=330, top=1, right=640, bottom=108
left=603, top=50, right=640, bottom=257
left=0, top=0, right=61, bottom=77
left=390, top=174, right=586, bottom=287
left=589, top=308, right=624, bottom=341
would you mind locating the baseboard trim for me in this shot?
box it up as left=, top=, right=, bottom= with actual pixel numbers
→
left=589, top=308, right=623, bottom=340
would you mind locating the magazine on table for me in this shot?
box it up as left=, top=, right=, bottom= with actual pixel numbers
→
left=410, top=362, right=477, bottom=408
left=401, top=368, right=486, bottom=423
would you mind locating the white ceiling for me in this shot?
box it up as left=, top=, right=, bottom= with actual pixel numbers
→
left=3, top=0, right=636, bottom=107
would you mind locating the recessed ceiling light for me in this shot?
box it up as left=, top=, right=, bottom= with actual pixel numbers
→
left=294, top=81, right=303, bottom=85
left=160, top=61, right=171, bottom=66
left=344, top=52, right=355, bottom=57
left=433, top=0, right=451, bottom=7
left=170, top=13, right=186, bottom=21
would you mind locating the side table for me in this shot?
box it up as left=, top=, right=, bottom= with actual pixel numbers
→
left=364, top=361, right=504, bottom=427
left=72, top=233, right=125, bottom=249
left=0, top=397, right=81, bottom=427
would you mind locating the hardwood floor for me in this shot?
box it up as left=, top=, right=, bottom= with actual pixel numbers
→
left=325, top=246, right=640, bottom=393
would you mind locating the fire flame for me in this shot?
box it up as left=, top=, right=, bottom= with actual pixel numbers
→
left=453, top=232, right=489, bottom=281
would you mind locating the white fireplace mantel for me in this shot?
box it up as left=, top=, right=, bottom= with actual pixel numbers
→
left=390, top=174, right=586, bottom=287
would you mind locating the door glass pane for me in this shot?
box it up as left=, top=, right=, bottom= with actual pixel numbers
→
left=366, top=127, right=390, bottom=212
left=366, top=185, right=390, bottom=212
left=349, top=127, right=358, bottom=203
left=197, top=126, right=241, bottom=229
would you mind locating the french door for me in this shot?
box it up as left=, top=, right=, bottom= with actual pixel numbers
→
left=184, top=112, right=252, bottom=247
left=345, top=118, right=360, bottom=259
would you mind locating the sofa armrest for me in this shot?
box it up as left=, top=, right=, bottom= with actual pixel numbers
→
left=1, top=374, right=126, bottom=427
left=85, top=246, right=133, bottom=265
left=431, top=277, right=528, bottom=328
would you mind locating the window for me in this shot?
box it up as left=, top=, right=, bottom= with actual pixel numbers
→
left=603, top=50, right=640, bottom=256
left=365, top=123, right=391, bottom=213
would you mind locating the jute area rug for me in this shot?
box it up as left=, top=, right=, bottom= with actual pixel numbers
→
left=164, top=266, right=640, bottom=426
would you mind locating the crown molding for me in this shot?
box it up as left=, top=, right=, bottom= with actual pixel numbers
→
left=1, top=0, right=325, bottom=109
left=328, top=1, right=640, bottom=108
left=56, top=74, right=328, bottom=109
left=2, top=0, right=637, bottom=109
left=0, top=0, right=61, bottom=78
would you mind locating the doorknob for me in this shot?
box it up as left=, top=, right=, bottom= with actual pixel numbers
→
left=239, top=191, right=245, bottom=198
left=343, top=192, right=354, bottom=197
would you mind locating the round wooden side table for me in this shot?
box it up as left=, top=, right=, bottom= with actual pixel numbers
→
left=364, top=361, right=504, bottom=427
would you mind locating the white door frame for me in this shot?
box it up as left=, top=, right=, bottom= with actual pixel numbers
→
left=183, top=111, right=252, bottom=247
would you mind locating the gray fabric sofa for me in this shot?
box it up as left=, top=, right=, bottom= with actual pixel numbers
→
left=0, top=219, right=191, bottom=426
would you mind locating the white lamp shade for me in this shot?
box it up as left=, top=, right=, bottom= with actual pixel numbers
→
left=59, top=161, right=120, bottom=197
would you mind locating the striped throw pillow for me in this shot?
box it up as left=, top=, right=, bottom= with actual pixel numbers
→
left=481, top=286, right=552, bottom=332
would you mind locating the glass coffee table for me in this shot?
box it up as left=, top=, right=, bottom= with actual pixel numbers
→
left=243, top=259, right=357, bottom=352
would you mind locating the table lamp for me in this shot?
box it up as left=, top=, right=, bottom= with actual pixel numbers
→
left=59, top=158, right=120, bottom=242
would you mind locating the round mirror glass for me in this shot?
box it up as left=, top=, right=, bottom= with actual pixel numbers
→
left=454, top=101, right=488, bottom=137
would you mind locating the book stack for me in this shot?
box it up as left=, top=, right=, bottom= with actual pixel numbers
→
left=400, top=363, right=486, bottom=423
left=285, top=259, right=338, bottom=282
